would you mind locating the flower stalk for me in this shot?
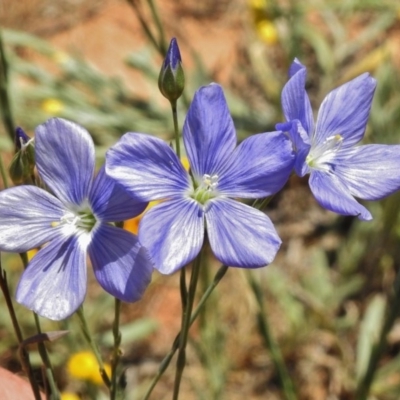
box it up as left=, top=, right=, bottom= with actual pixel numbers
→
left=172, top=251, right=203, bottom=400
left=110, top=298, right=122, bottom=400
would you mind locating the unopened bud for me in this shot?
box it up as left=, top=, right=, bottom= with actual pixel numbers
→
left=9, top=127, right=35, bottom=184
left=158, top=38, right=185, bottom=102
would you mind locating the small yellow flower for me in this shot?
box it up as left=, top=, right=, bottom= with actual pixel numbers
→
left=67, top=351, right=111, bottom=385
left=249, top=0, right=268, bottom=10
left=27, top=248, right=38, bottom=261
left=61, top=393, right=80, bottom=400
left=42, top=99, right=64, bottom=115
left=256, top=20, right=278, bottom=45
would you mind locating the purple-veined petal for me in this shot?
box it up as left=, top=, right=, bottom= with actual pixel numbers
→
left=16, top=234, right=88, bottom=320
left=139, top=198, right=204, bottom=274
left=89, top=224, right=153, bottom=302
left=333, top=144, right=400, bottom=200
left=217, top=131, right=295, bottom=198
left=183, top=83, right=236, bottom=177
left=0, top=186, right=66, bottom=252
left=106, top=132, right=190, bottom=202
left=90, top=166, right=147, bottom=222
left=282, top=59, right=314, bottom=136
left=35, top=118, right=95, bottom=206
left=205, top=198, right=281, bottom=268
left=309, top=170, right=372, bottom=220
left=286, top=120, right=311, bottom=177
left=314, top=74, right=376, bottom=147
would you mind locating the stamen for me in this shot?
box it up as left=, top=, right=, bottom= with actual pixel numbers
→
left=307, top=134, right=343, bottom=169
left=202, top=174, right=219, bottom=191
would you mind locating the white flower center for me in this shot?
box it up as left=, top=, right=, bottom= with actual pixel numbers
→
left=307, top=134, right=343, bottom=171
left=192, top=173, right=219, bottom=204
left=53, top=202, right=98, bottom=237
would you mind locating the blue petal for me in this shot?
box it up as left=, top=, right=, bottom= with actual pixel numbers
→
left=139, top=198, right=204, bottom=274
left=281, top=59, right=314, bottom=135
left=106, top=132, right=190, bottom=202
left=309, top=170, right=372, bottom=220
left=0, top=186, right=66, bottom=252
left=89, top=224, right=153, bottom=302
left=183, top=83, right=236, bottom=177
left=314, top=74, right=376, bottom=147
left=333, top=144, right=400, bottom=200
left=16, top=234, right=87, bottom=320
left=217, top=131, right=295, bottom=198
left=35, top=118, right=95, bottom=206
left=90, top=166, right=147, bottom=222
left=205, top=198, right=281, bottom=268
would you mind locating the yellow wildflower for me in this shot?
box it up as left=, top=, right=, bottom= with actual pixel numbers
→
left=67, top=351, right=111, bottom=385
left=42, top=99, right=64, bottom=115
left=53, top=51, right=71, bottom=65
left=256, top=20, right=278, bottom=45
left=60, top=393, right=80, bottom=400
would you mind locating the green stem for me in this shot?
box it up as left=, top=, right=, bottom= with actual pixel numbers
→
left=0, top=262, right=42, bottom=400
left=172, top=252, right=202, bottom=400
left=19, top=252, right=60, bottom=399
left=355, top=266, right=400, bottom=399
left=76, top=307, right=111, bottom=389
left=125, top=0, right=162, bottom=53
left=147, top=0, right=167, bottom=54
left=0, top=154, right=9, bottom=189
left=110, top=298, right=122, bottom=400
left=0, top=29, right=15, bottom=143
left=170, top=100, right=180, bottom=159
left=142, top=264, right=227, bottom=400
left=247, top=271, right=297, bottom=400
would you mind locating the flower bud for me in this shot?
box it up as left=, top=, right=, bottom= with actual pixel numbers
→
left=9, top=127, right=35, bottom=184
left=158, top=38, right=185, bottom=102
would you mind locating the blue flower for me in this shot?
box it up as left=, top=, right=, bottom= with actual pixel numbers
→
left=277, top=59, right=400, bottom=220
left=106, top=83, right=295, bottom=274
left=0, top=118, right=153, bottom=320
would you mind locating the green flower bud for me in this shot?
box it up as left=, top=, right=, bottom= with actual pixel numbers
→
left=158, top=38, right=185, bottom=102
left=9, top=127, right=35, bottom=185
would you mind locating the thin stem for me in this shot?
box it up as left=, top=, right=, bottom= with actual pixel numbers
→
left=247, top=271, right=297, bottom=400
left=0, top=29, right=15, bottom=142
left=76, top=307, right=111, bottom=389
left=19, top=252, right=60, bottom=399
left=110, top=298, right=122, bottom=400
left=172, top=252, right=202, bottom=400
left=125, top=0, right=162, bottom=53
left=355, top=266, right=400, bottom=399
left=141, top=265, right=228, bottom=400
left=170, top=100, right=180, bottom=160
left=0, top=262, right=42, bottom=400
left=147, top=0, right=167, bottom=54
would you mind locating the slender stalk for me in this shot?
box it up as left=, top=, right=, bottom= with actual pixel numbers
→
left=355, top=266, right=400, bottom=399
left=147, top=0, right=167, bottom=54
left=110, top=298, right=122, bottom=400
left=125, top=0, right=162, bottom=53
left=19, top=252, right=60, bottom=399
left=142, top=266, right=228, bottom=400
left=0, top=262, right=42, bottom=400
left=76, top=307, right=111, bottom=389
left=0, top=29, right=15, bottom=142
left=247, top=271, right=297, bottom=400
left=172, top=252, right=203, bottom=400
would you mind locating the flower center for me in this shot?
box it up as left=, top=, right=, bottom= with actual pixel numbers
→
left=53, top=203, right=97, bottom=236
left=306, top=134, right=343, bottom=170
left=192, top=173, right=219, bottom=204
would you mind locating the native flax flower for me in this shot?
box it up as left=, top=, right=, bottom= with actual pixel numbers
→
left=277, top=59, right=400, bottom=220
left=0, top=118, right=153, bottom=320
left=106, top=83, right=295, bottom=274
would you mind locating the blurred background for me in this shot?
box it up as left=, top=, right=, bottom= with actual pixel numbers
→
left=1, top=0, right=400, bottom=399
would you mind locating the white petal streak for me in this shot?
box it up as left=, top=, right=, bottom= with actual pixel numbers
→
left=0, top=186, right=65, bottom=252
